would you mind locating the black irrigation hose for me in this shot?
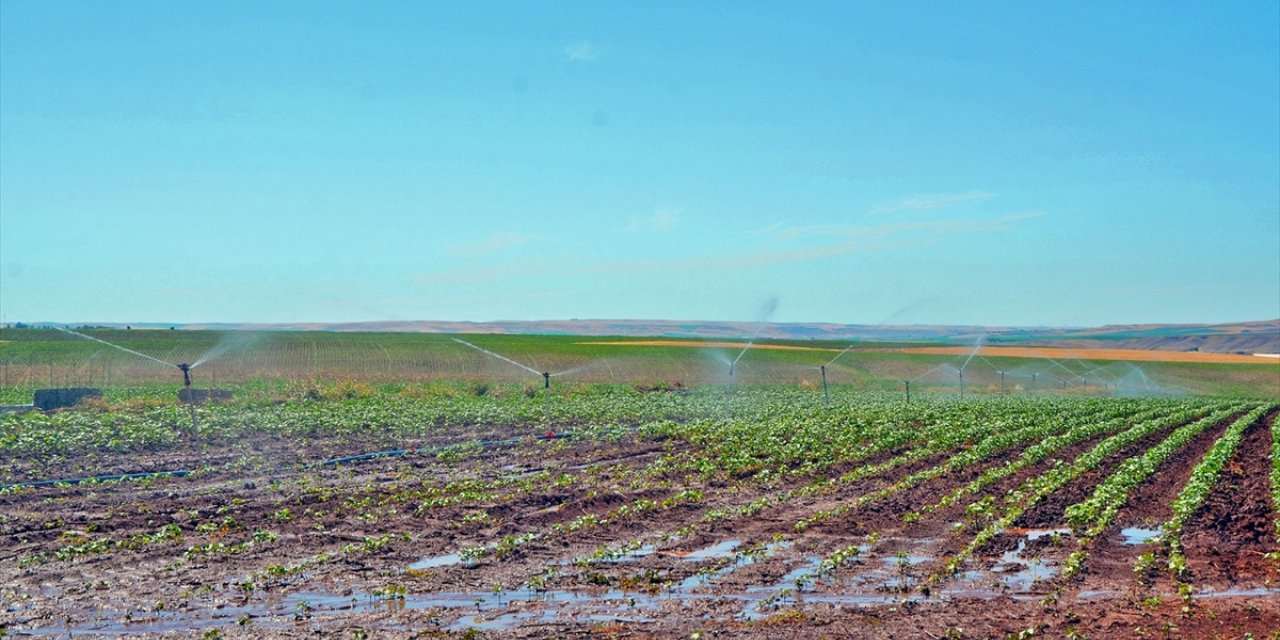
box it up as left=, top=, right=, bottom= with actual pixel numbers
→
left=2, top=469, right=193, bottom=490
left=0, top=432, right=575, bottom=491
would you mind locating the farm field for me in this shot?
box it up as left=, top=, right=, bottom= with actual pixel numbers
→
left=1, top=378, right=1278, bottom=638
left=2, top=329, right=1279, bottom=638
left=2, top=328, right=1278, bottom=397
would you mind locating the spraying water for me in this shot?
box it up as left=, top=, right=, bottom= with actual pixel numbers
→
left=452, top=338, right=542, bottom=376
left=823, top=344, right=857, bottom=368
left=729, top=296, right=780, bottom=369
left=54, top=327, right=202, bottom=436
left=191, top=331, right=260, bottom=369
left=55, top=327, right=175, bottom=368
left=909, top=362, right=962, bottom=384
left=958, top=335, right=984, bottom=374
left=452, top=338, right=557, bottom=421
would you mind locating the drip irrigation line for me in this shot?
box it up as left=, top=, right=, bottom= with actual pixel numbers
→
left=2, top=469, right=193, bottom=490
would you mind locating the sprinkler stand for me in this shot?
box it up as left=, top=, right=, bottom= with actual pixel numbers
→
left=177, top=364, right=199, bottom=442
left=820, top=365, right=830, bottom=406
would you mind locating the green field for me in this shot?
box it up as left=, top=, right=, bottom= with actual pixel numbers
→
left=1, top=327, right=1276, bottom=402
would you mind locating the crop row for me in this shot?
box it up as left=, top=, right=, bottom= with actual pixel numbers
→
left=1060, top=405, right=1253, bottom=577
left=935, top=402, right=1237, bottom=581
left=1152, top=404, right=1275, bottom=579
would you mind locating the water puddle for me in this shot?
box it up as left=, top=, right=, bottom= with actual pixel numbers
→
left=33, top=526, right=1271, bottom=636
left=408, top=552, right=461, bottom=571
left=599, top=544, right=657, bottom=563
left=1193, top=586, right=1280, bottom=599
left=953, top=528, right=1069, bottom=594
left=681, top=539, right=742, bottom=562
left=737, top=556, right=823, bottom=620
left=1120, top=526, right=1161, bottom=545
left=676, top=540, right=789, bottom=592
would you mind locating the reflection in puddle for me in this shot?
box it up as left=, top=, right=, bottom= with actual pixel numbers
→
left=601, top=545, right=657, bottom=563
left=682, top=539, right=742, bottom=562
left=1120, top=526, right=1161, bottom=545
left=408, top=552, right=461, bottom=570
left=20, top=575, right=1280, bottom=636
left=677, top=540, right=789, bottom=592
left=24, top=524, right=1278, bottom=636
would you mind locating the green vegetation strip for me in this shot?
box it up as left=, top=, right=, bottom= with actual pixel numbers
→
left=920, top=405, right=1171, bottom=515
left=1272, top=407, right=1280, bottom=551
left=933, top=403, right=1235, bottom=582
left=1061, top=405, right=1255, bottom=577
left=1152, top=404, right=1275, bottom=579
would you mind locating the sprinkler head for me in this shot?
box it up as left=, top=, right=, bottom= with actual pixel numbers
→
left=543, top=372, right=550, bottom=388
left=177, top=363, right=192, bottom=386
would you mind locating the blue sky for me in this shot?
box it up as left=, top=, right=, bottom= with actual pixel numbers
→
left=2, top=1, right=1277, bottom=327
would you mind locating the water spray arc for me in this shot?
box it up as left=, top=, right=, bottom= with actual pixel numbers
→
left=56, top=327, right=206, bottom=435
left=816, top=343, right=856, bottom=406
left=453, top=338, right=559, bottom=423
left=957, top=336, right=984, bottom=400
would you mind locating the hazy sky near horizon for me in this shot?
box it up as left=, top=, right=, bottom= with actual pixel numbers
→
left=2, top=1, right=1277, bottom=327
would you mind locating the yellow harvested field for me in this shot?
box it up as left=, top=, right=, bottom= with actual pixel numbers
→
left=892, top=345, right=1279, bottom=364
left=579, top=340, right=1278, bottom=364
left=581, top=340, right=834, bottom=352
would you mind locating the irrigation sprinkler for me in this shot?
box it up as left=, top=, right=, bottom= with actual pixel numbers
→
left=903, top=380, right=911, bottom=404
left=543, top=371, right=551, bottom=423
left=177, top=363, right=199, bottom=439
left=999, top=370, right=1005, bottom=393
left=956, top=335, right=983, bottom=400
left=454, top=338, right=561, bottom=424
left=820, top=365, right=830, bottom=406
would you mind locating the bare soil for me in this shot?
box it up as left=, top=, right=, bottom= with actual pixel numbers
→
left=3, top=413, right=1278, bottom=639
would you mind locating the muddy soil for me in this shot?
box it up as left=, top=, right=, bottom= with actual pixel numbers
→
left=4, top=409, right=1279, bottom=640
left=0, top=421, right=563, bottom=484
left=1181, top=410, right=1280, bottom=584
left=1077, top=411, right=1238, bottom=589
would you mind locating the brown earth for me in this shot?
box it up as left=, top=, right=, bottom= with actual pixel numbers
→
left=3, top=410, right=1278, bottom=639
left=1072, top=410, right=1240, bottom=589
left=1180, top=410, right=1280, bottom=585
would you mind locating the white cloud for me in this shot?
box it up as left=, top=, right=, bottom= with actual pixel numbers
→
left=752, top=211, right=1046, bottom=242
left=872, top=191, right=998, bottom=214
left=446, top=232, right=540, bottom=257
left=416, top=211, right=1046, bottom=285
left=563, top=42, right=599, bottom=62
left=622, top=208, right=680, bottom=233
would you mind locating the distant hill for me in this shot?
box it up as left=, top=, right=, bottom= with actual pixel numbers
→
left=114, top=318, right=1280, bottom=355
